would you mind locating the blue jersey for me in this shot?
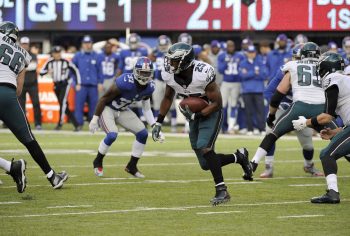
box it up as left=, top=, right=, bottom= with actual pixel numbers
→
left=266, top=49, right=292, bottom=82
left=72, top=50, right=102, bottom=85
left=107, top=73, right=155, bottom=111
left=264, top=69, right=293, bottom=110
left=118, top=48, right=148, bottom=73
left=152, top=49, right=165, bottom=81
left=239, top=57, right=268, bottom=94
left=218, top=52, right=245, bottom=82
left=98, top=51, right=119, bottom=81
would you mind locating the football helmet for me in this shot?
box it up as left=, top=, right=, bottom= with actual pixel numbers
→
left=133, top=57, right=154, bottom=86
left=292, top=43, right=304, bottom=60
left=178, top=33, right=192, bottom=45
left=128, top=33, right=141, bottom=50
left=317, top=52, right=345, bottom=80
left=164, top=42, right=194, bottom=74
left=157, top=35, right=171, bottom=53
left=0, top=21, right=19, bottom=42
left=300, top=42, right=320, bottom=59
left=342, top=36, right=350, bottom=55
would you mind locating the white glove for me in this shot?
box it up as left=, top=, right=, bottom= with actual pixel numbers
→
left=292, top=116, right=307, bottom=131
left=158, top=131, right=165, bottom=143
left=152, top=122, right=165, bottom=143
left=89, top=115, right=99, bottom=133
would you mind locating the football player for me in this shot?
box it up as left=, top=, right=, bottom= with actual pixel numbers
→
left=261, top=44, right=323, bottom=178
left=292, top=52, right=348, bottom=204
left=150, top=35, right=177, bottom=132
left=0, top=21, right=68, bottom=189
left=90, top=57, right=163, bottom=178
left=250, top=42, right=337, bottom=175
left=341, top=36, right=350, bottom=64
left=151, top=42, right=253, bottom=206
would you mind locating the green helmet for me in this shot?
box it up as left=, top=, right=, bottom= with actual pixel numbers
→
left=0, top=21, right=19, bottom=42
left=318, top=52, right=345, bottom=79
left=164, top=42, right=194, bottom=74
left=300, top=42, right=320, bottom=59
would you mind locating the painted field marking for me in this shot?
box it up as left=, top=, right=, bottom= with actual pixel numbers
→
left=277, top=214, right=324, bottom=219
left=0, top=200, right=310, bottom=218
left=289, top=184, right=324, bottom=187
left=46, top=205, right=93, bottom=209
left=197, top=211, right=243, bottom=215
left=0, top=201, right=21, bottom=205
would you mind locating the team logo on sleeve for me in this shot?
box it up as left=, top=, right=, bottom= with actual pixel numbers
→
left=206, top=67, right=215, bottom=82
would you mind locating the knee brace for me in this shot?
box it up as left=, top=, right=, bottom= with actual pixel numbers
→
left=136, top=129, right=148, bottom=144
left=104, top=132, right=117, bottom=146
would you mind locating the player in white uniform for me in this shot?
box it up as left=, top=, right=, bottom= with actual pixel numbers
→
left=250, top=42, right=336, bottom=174
left=151, top=42, right=253, bottom=206
left=0, top=21, right=68, bottom=191
left=293, top=52, right=349, bottom=203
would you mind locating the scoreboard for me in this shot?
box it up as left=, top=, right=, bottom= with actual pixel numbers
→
left=0, top=0, right=349, bottom=31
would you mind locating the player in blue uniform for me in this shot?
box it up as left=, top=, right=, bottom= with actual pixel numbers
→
left=89, top=57, right=163, bottom=178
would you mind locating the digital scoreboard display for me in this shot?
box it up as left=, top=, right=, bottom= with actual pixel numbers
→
left=0, top=0, right=349, bottom=31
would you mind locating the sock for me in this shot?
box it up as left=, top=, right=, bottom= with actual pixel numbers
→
left=131, top=140, right=145, bottom=157
left=0, top=157, right=11, bottom=172
left=24, top=140, right=52, bottom=174
left=326, top=174, right=338, bottom=192
left=252, top=147, right=267, bottom=164
left=94, top=152, right=105, bottom=168
left=171, top=117, right=177, bottom=127
left=303, top=149, right=314, bottom=166
left=46, top=170, right=54, bottom=179
left=127, top=156, right=140, bottom=169
left=265, top=156, right=274, bottom=166
left=216, top=153, right=237, bottom=167
left=203, top=150, right=224, bottom=185
left=98, top=140, right=110, bottom=155
left=215, top=182, right=225, bottom=187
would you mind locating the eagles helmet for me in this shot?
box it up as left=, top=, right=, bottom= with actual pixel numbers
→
left=178, top=33, right=192, bottom=45
left=157, top=35, right=171, bottom=53
left=128, top=33, right=141, bottom=50
left=133, top=57, right=154, bottom=86
left=292, top=43, right=304, bottom=60
left=0, top=21, right=19, bottom=42
left=300, top=42, right=320, bottom=59
left=164, top=42, right=194, bottom=74
left=317, top=52, right=345, bottom=80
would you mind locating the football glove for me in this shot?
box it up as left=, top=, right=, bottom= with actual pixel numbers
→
left=179, top=105, right=196, bottom=121
left=152, top=122, right=165, bottom=143
left=89, top=115, right=99, bottom=133
left=292, top=116, right=307, bottom=131
left=266, top=113, right=276, bottom=128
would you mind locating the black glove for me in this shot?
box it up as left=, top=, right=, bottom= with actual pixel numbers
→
left=266, top=113, right=276, bottom=128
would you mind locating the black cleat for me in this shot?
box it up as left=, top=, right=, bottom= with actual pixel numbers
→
left=236, top=148, right=253, bottom=181
left=48, top=171, right=69, bottom=189
left=251, top=161, right=258, bottom=172
left=7, top=159, right=27, bottom=193
left=311, top=189, right=340, bottom=204
left=125, top=164, right=145, bottom=178
left=210, top=185, right=231, bottom=206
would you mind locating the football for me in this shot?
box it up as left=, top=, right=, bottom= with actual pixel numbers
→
left=179, top=97, right=209, bottom=113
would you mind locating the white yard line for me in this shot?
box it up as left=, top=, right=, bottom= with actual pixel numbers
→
left=1, top=200, right=310, bottom=218
left=197, top=211, right=243, bottom=215
left=277, top=214, right=324, bottom=219
left=289, top=184, right=324, bottom=187
left=0, top=201, right=21, bottom=205
left=46, top=205, right=93, bottom=209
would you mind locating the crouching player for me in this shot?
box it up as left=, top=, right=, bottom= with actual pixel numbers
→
left=89, top=57, right=164, bottom=178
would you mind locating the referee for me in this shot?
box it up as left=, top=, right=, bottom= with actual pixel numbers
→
left=40, top=46, right=81, bottom=131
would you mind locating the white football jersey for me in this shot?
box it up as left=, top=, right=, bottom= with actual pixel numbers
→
left=161, top=60, right=215, bottom=97
left=323, top=72, right=350, bottom=126
left=282, top=60, right=324, bottom=104
left=0, top=33, right=31, bottom=87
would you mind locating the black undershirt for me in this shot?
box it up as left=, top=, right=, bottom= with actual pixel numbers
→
left=324, top=84, right=339, bottom=117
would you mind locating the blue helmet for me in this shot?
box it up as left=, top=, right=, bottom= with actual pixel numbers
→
left=178, top=33, right=192, bottom=45
left=157, top=35, right=172, bottom=53
left=128, top=33, right=141, bottom=50
left=133, top=57, right=154, bottom=86
left=192, top=44, right=202, bottom=58
left=292, top=43, right=304, bottom=60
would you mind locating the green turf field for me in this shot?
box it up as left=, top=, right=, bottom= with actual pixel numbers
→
left=0, top=129, right=349, bottom=236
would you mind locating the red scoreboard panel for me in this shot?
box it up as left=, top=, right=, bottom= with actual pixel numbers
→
left=0, top=0, right=349, bottom=31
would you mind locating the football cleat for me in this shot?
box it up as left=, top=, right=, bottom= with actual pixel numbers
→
left=7, top=159, right=26, bottom=193
left=210, top=185, right=230, bottom=206
left=251, top=161, right=258, bottom=172
left=260, top=164, right=273, bottom=178
left=311, top=189, right=340, bottom=204
left=48, top=171, right=68, bottom=189
left=303, top=163, right=324, bottom=176
left=94, top=167, right=103, bottom=177
left=125, top=165, right=145, bottom=178
left=236, top=148, right=253, bottom=181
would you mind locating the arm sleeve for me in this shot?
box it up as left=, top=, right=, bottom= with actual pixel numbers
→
left=68, top=60, right=81, bottom=84
left=324, top=84, right=339, bottom=117
left=141, top=98, right=156, bottom=126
